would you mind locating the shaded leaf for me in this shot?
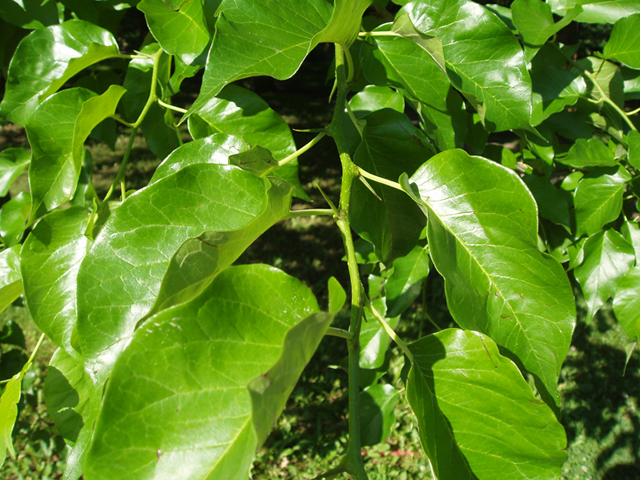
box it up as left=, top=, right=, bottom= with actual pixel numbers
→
left=575, top=229, right=636, bottom=322
left=359, top=384, right=399, bottom=447
left=0, top=148, right=30, bottom=197
left=627, top=130, right=640, bottom=169
left=406, top=329, right=567, bottom=480
left=574, top=166, right=630, bottom=238
left=577, top=57, right=625, bottom=107
left=385, top=243, right=429, bottom=317
left=0, top=192, right=30, bottom=247
left=613, top=267, right=640, bottom=342
left=0, top=0, right=59, bottom=29
left=0, top=20, right=120, bottom=125
left=77, top=162, right=271, bottom=385
left=401, top=149, right=576, bottom=403
left=360, top=298, right=400, bottom=370
left=0, top=246, right=23, bottom=314
left=84, top=265, right=338, bottom=480
left=21, top=207, right=91, bottom=357
left=351, top=109, right=430, bottom=264
left=403, top=0, right=534, bottom=132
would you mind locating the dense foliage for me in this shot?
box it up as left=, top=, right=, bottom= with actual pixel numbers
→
left=0, top=0, right=639, bottom=479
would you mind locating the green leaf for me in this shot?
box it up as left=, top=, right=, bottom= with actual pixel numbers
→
left=622, top=66, right=640, bottom=100
left=621, top=219, right=640, bottom=259
left=44, top=348, right=98, bottom=446
left=559, top=138, right=619, bottom=169
left=626, top=130, right=640, bottom=169
left=350, top=109, right=430, bottom=264
left=0, top=192, right=30, bottom=247
left=84, top=265, right=337, bottom=479
left=406, top=329, right=567, bottom=480
left=144, top=178, right=294, bottom=318
left=349, top=86, right=405, bottom=117
left=550, top=0, right=640, bottom=24
left=577, top=57, right=625, bottom=107
left=385, top=243, right=430, bottom=318
left=523, top=174, right=571, bottom=231
left=604, top=14, right=640, bottom=68
left=77, top=162, right=272, bottom=385
left=188, top=85, right=305, bottom=198
left=401, top=149, right=576, bottom=404
left=575, top=229, right=636, bottom=322
left=21, top=207, right=91, bottom=357
left=360, top=298, right=400, bottom=370
left=26, top=88, right=94, bottom=217
left=0, top=0, right=59, bottom=29
left=0, top=370, right=21, bottom=466
left=573, top=166, right=630, bottom=238
left=138, top=0, right=211, bottom=65
left=403, top=0, right=534, bottom=132
left=613, top=267, right=640, bottom=341
left=359, top=383, right=399, bottom=447
left=512, top=0, right=582, bottom=49
left=0, top=19, right=120, bottom=125
left=186, top=0, right=365, bottom=120
left=0, top=246, right=23, bottom=314
left=0, top=148, right=30, bottom=197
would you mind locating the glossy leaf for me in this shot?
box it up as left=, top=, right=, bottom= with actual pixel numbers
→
left=187, top=0, right=371, bottom=119
left=144, top=178, right=294, bottom=319
left=406, top=329, right=567, bottom=480
left=512, top=0, right=581, bottom=49
left=0, top=148, right=30, bottom=197
left=0, top=192, right=30, bottom=247
left=627, top=129, right=640, bottom=169
left=350, top=109, right=430, bottom=264
left=138, top=0, right=211, bottom=65
left=359, top=384, right=399, bottom=447
left=613, top=267, right=640, bottom=342
left=77, top=162, right=272, bottom=385
left=360, top=298, right=400, bottom=370
left=560, top=138, right=618, bottom=169
left=574, top=229, right=636, bottom=322
left=385, top=243, right=430, bottom=318
left=26, top=88, right=94, bottom=217
left=604, top=14, right=640, bottom=68
left=573, top=166, right=630, bottom=238
left=84, top=265, right=339, bottom=480
left=21, top=207, right=91, bottom=357
left=550, top=0, right=640, bottom=24
left=621, top=219, right=640, bottom=259
left=188, top=84, right=305, bottom=198
left=401, top=149, right=576, bottom=403
left=0, top=0, right=59, bottom=29
left=578, top=57, right=625, bottom=107
left=349, top=86, right=404, bottom=117
left=0, top=246, right=23, bottom=314
left=0, top=20, right=120, bottom=125
left=403, top=0, right=534, bottom=132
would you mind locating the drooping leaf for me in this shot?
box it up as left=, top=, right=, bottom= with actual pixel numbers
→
left=573, top=166, right=630, bottom=238
left=385, top=243, right=430, bottom=318
left=144, top=178, right=294, bottom=319
left=0, top=148, right=30, bottom=197
left=359, top=383, right=399, bottom=447
left=0, top=192, right=30, bottom=246
left=403, top=0, right=534, bottom=132
left=549, top=0, right=640, bottom=24
left=574, top=229, right=636, bottom=322
left=401, top=149, right=576, bottom=403
left=406, top=329, right=567, bottom=480
left=604, top=14, right=640, bottom=68
left=21, top=207, right=91, bottom=357
left=26, top=88, right=94, bottom=218
left=0, top=20, right=120, bottom=125
left=613, top=267, right=640, bottom=342
left=77, top=162, right=272, bottom=385
left=138, top=0, right=211, bottom=65
left=84, top=265, right=339, bottom=480
left=185, top=0, right=372, bottom=120
left=559, top=138, right=619, bottom=169
left=188, top=84, right=305, bottom=198
left=0, top=246, right=23, bottom=314
left=350, top=109, right=430, bottom=265
left=0, top=0, right=59, bottom=29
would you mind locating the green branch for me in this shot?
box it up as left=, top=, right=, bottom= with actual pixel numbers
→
left=287, top=208, right=335, bottom=218
left=366, top=298, right=414, bottom=364
left=326, top=327, right=354, bottom=340
left=357, top=167, right=405, bottom=192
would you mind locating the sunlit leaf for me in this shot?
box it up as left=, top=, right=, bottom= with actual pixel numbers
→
left=0, top=192, right=30, bottom=246
left=360, top=298, right=400, bottom=370
left=559, top=138, right=619, bottom=169
left=385, top=243, right=430, bottom=318
left=549, top=0, right=640, bottom=24
left=0, top=246, right=22, bottom=314
left=406, top=329, right=567, bottom=480
left=401, top=149, right=575, bottom=403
